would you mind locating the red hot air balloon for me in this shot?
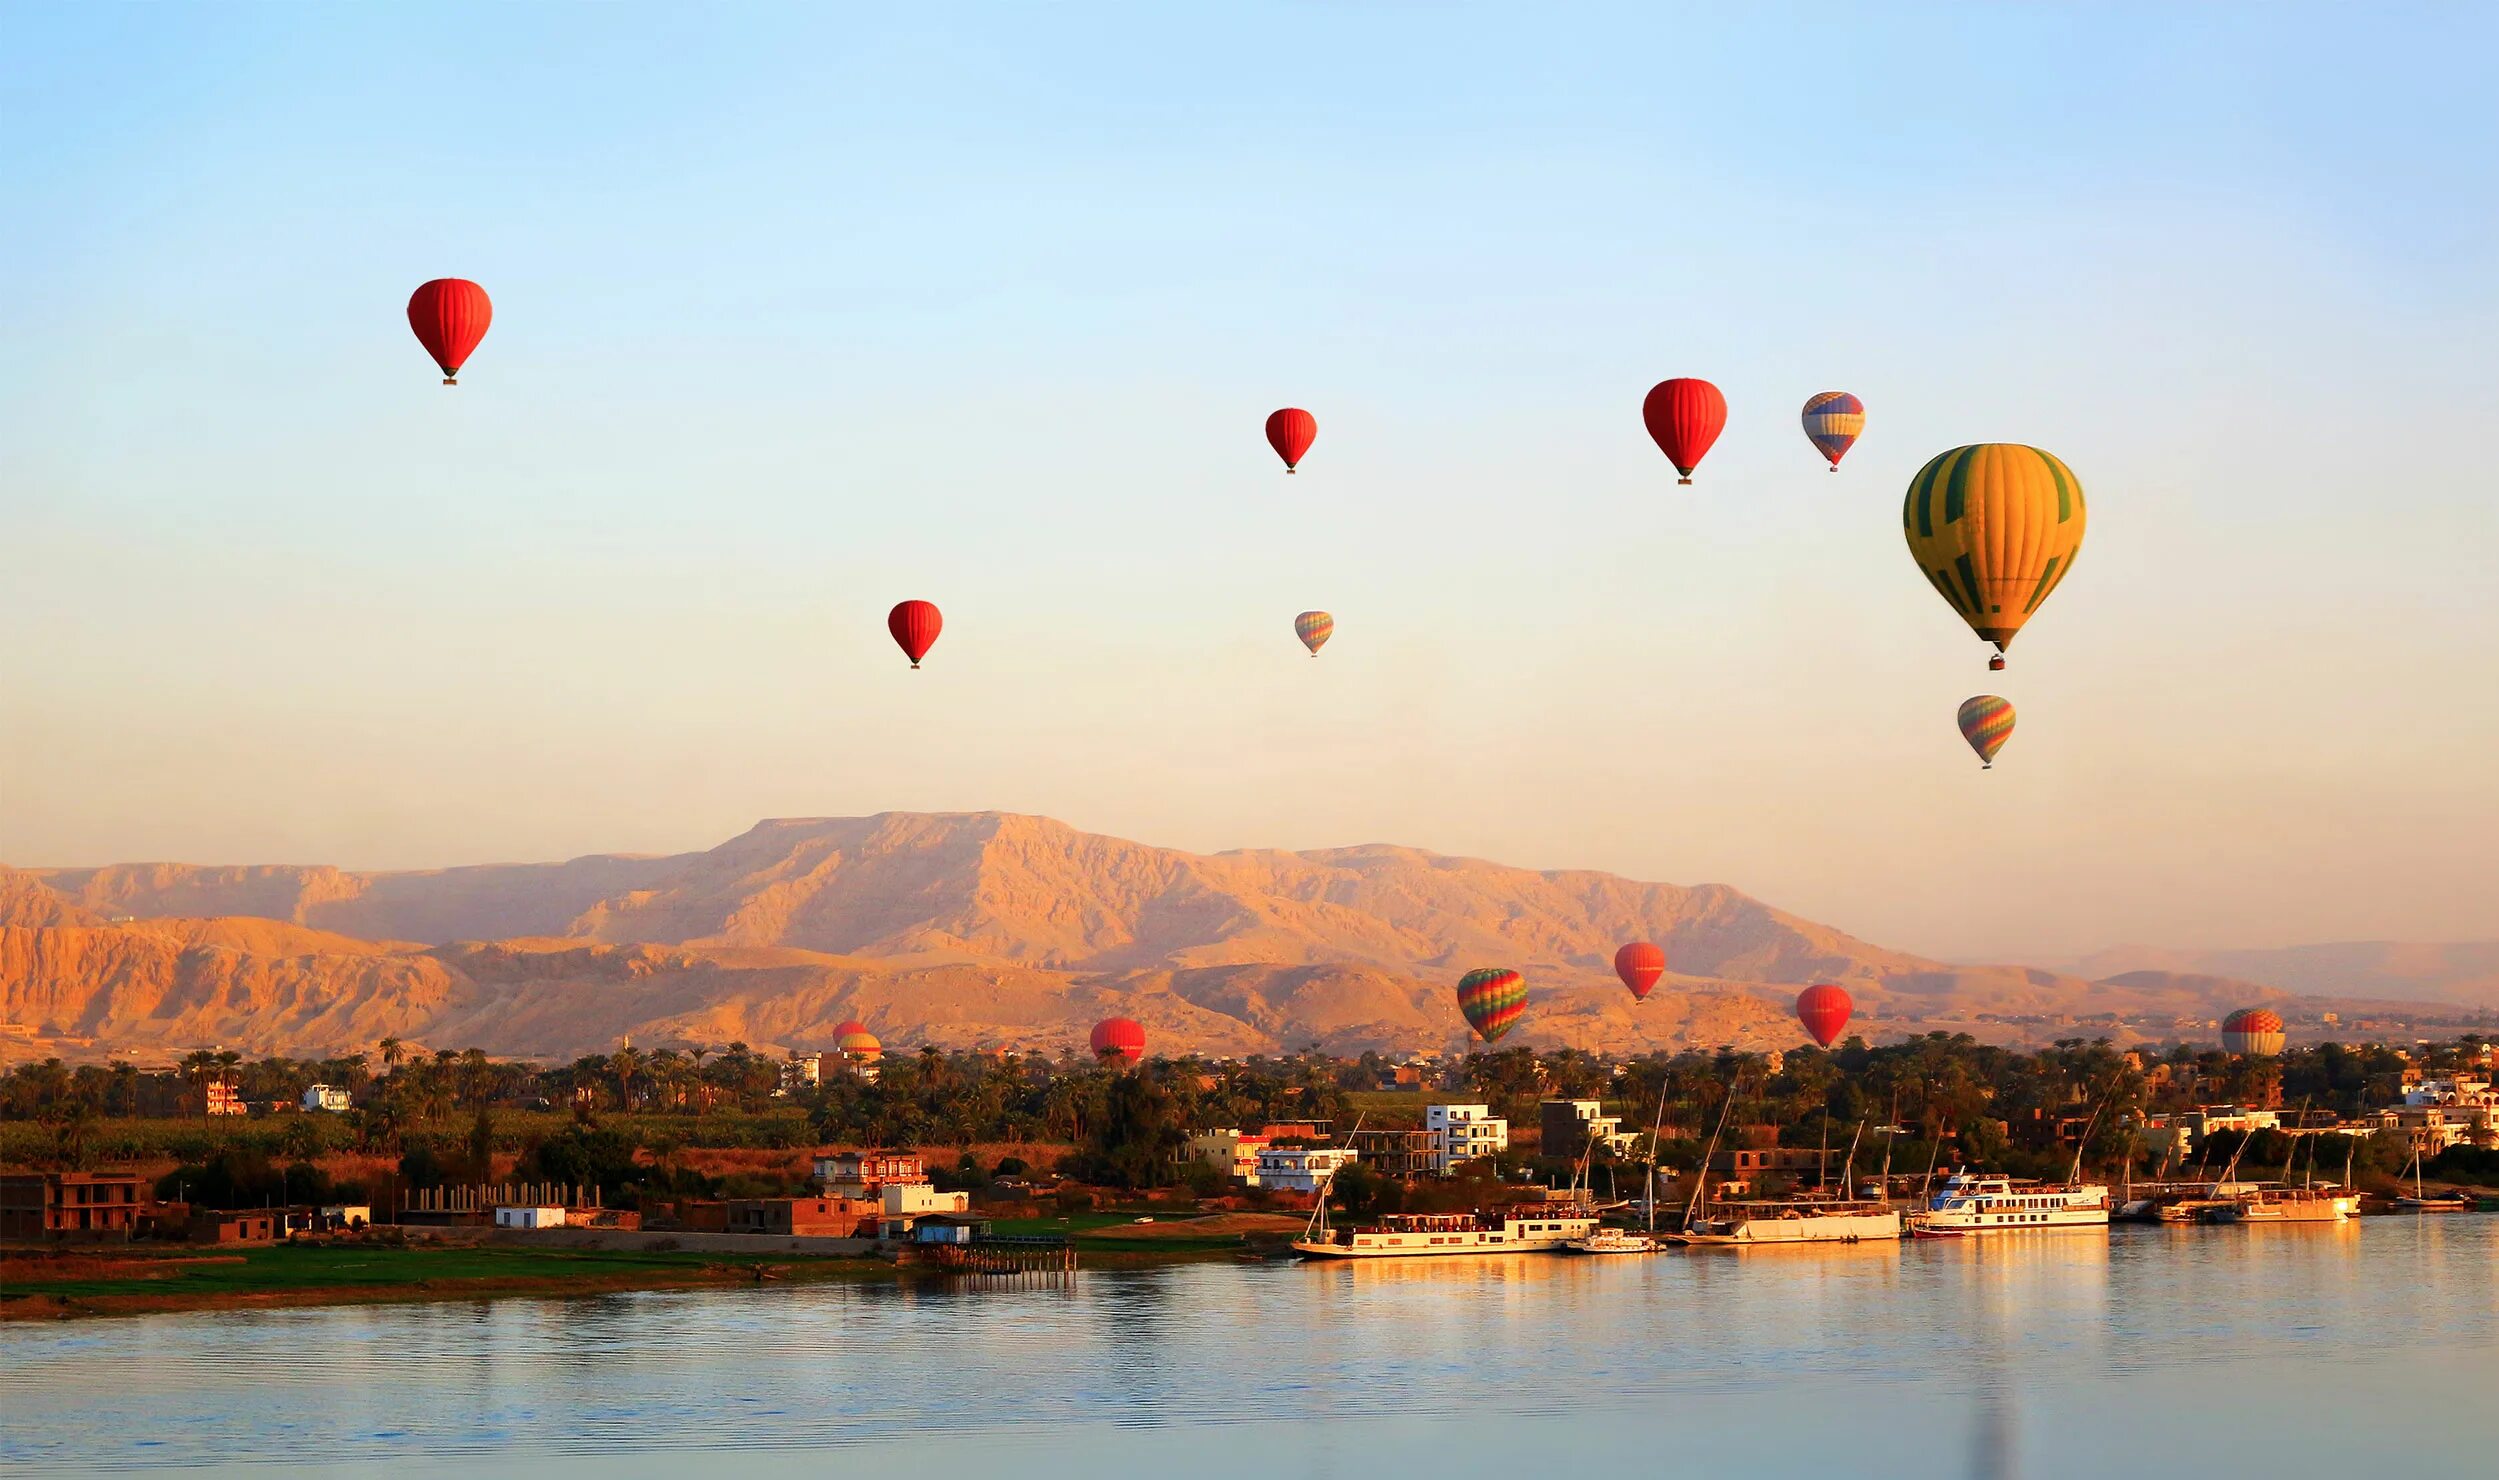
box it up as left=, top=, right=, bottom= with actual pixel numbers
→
left=1090, top=1017, right=1147, bottom=1066
left=1794, top=984, right=1853, bottom=1048
left=407, top=279, right=492, bottom=385
left=1614, top=942, right=1665, bottom=1000
left=1266, top=408, right=1317, bottom=473
left=1642, top=378, right=1727, bottom=485
left=888, top=600, right=941, bottom=669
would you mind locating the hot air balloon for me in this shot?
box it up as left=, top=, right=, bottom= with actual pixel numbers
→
left=888, top=600, right=941, bottom=669
left=406, top=278, right=492, bottom=385
left=1642, top=378, right=1726, bottom=485
left=1801, top=391, right=1864, bottom=471
left=1614, top=942, right=1665, bottom=1000
left=833, top=1021, right=883, bottom=1064
left=1266, top=408, right=1317, bottom=473
left=1090, top=1017, right=1147, bottom=1067
left=2221, top=1008, right=2285, bottom=1057
left=1294, top=611, right=1334, bottom=656
left=1455, top=968, right=1527, bottom=1044
left=1957, top=695, right=2016, bottom=769
left=1902, top=445, right=2087, bottom=670
left=1795, top=984, right=1853, bottom=1048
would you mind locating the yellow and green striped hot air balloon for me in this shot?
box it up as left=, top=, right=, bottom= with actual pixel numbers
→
left=1902, top=444, right=2086, bottom=671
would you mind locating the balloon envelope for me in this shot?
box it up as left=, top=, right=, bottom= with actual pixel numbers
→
left=888, top=600, right=942, bottom=668
left=1090, top=1017, right=1147, bottom=1066
left=2221, top=1008, right=2285, bottom=1056
left=1294, top=611, right=1334, bottom=655
left=1455, top=968, right=1526, bottom=1043
left=833, top=1022, right=883, bottom=1062
left=1801, top=391, right=1865, bottom=469
left=1903, top=444, right=2087, bottom=666
left=1957, top=695, right=2016, bottom=768
left=407, top=278, right=492, bottom=383
left=1614, top=942, right=1665, bottom=1000
left=1642, top=378, right=1727, bottom=484
left=1795, top=984, right=1853, bottom=1047
left=1266, top=408, right=1317, bottom=472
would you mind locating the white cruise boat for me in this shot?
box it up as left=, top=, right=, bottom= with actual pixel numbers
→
left=1293, top=1208, right=1600, bottom=1258
left=1913, top=1172, right=2110, bottom=1235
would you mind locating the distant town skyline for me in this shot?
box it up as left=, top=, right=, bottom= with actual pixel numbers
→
left=4, top=5, right=2494, bottom=964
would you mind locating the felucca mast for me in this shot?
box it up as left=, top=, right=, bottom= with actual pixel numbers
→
left=1302, top=1110, right=1368, bottom=1243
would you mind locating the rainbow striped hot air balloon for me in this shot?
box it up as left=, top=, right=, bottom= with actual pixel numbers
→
left=1294, top=610, right=1334, bottom=656
left=1903, top=444, right=2086, bottom=671
left=1801, top=391, right=1865, bottom=470
left=1456, top=968, right=1526, bottom=1044
left=1957, top=695, right=2016, bottom=769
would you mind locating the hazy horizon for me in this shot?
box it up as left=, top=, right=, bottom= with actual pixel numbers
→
left=6, top=5, right=2495, bottom=965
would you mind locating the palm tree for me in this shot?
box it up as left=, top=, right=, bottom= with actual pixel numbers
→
left=379, top=1038, right=404, bottom=1077
left=611, top=1045, right=644, bottom=1111
left=179, top=1049, right=217, bottom=1119
left=459, top=1047, right=491, bottom=1108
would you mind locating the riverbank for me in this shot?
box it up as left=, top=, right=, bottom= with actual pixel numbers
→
left=1, top=1211, right=1309, bottom=1321
left=0, top=1241, right=899, bottom=1321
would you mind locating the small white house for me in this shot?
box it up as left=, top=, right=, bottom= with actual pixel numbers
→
left=494, top=1206, right=567, bottom=1230
left=301, top=1084, right=352, bottom=1113
left=1253, top=1145, right=1360, bottom=1193
left=881, top=1183, right=971, bottom=1217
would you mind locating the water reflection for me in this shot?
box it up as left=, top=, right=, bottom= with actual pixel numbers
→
left=2, top=1219, right=2493, bottom=1477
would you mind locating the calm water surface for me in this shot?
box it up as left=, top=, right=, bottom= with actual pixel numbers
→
left=6, top=1219, right=2494, bottom=1477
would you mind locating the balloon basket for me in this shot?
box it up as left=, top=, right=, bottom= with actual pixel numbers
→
left=1988, top=656, right=2006, bottom=671
left=1677, top=476, right=1692, bottom=486
left=1285, top=468, right=1297, bottom=475
left=909, top=662, right=921, bottom=670
left=442, top=377, right=457, bottom=386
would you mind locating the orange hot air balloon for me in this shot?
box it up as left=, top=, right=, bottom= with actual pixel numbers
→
left=407, top=278, right=492, bottom=385
left=1614, top=942, right=1665, bottom=1000
left=1642, top=378, right=1727, bottom=484
left=888, top=600, right=941, bottom=668
left=1794, top=984, right=1853, bottom=1048
left=1090, top=1017, right=1147, bottom=1066
left=1266, top=408, right=1317, bottom=472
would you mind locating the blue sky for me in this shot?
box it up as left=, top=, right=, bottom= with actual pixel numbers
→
left=4, top=4, right=2494, bottom=961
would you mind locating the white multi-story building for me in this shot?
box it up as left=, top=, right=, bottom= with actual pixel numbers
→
left=1254, top=1145, right=1360, bottom=1193
left=1424, top=1104, right=1509, bottom=1174
left=300, top=1084, right=352, bottom=1113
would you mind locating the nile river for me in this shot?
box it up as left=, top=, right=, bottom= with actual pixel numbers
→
left=6, top=1219, right=2495, bottom=1477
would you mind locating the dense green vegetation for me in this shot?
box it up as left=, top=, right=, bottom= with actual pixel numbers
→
left=9, top=1032, right=2496, bottom=1206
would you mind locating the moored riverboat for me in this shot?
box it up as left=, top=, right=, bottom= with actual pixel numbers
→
left=1293, top=1208, right=1601, bottom=1259
left=1912, top=1172, right=2110, bottom=1234
left=1668, top=1198, right=1902, bottom=1247
left=2206, top=1185, right=2360, bottom=1224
